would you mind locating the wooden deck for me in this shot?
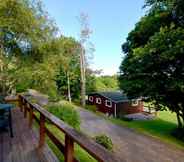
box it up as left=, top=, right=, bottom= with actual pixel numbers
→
left=0, top=108, right=59, bottom=162
left=3, top=95, right=120, bottom=162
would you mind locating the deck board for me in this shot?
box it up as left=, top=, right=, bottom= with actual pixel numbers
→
left=0, top=108, right=59, bottom=162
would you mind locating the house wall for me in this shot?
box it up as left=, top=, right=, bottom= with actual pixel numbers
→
left=88, top=94, right=144, bottom=117
left=88, top=94, right=115, bottom=116
left=117, top=100, right=144, bottom=117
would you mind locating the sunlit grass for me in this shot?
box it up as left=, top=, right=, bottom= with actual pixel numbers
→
left=108, top=111, right=184, bottom=149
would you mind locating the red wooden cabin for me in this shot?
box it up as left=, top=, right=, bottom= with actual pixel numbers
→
left=88, top=92, right=143, bottom=117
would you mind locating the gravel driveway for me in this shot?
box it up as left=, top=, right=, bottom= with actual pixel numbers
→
left=77, top=108, right=184, bottom=162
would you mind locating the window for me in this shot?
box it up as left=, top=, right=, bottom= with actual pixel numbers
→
left=131, top=100, right=138, bottom=106
left=105, top=100, right=112, bottom=108
left=96, top=98, right=102, bottom=104
left=89, top=96, right=93, bottom=102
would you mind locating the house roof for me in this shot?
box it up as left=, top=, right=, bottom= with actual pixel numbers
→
left=90, top=91, right=137, bottom=103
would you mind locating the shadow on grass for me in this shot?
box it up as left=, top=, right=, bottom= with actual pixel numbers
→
left=110, top=117, right=184, bottom=148
left=131, top=118, right=177, bottom=135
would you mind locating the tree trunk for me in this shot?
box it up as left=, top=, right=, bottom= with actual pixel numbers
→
left=181, top=110, right=184, bottom=129
left=176, top=112, right=182, bottom=129
left=80, top=48, right=86, bottom=107
left=67, top=72, right=71, bottom=103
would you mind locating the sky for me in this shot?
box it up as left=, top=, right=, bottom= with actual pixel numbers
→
left=43, top=0, right=146, bottom=75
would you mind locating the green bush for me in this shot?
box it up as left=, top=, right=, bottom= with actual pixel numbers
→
left=16, top=83, right=28, bottom=93
left=86, top=105, right=97, bottom=112
left=47, top=102, right=80, bottom=129
left=95, top=135, right=113, bottom=151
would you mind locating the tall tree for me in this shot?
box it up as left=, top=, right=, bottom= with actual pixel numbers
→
left=119, top=0, right=184, bottom=129
left=0, top=0, right=57, bottom=95
left=78, top=13, right=94, bottom=107
left=55, top=37, right=81, bottom=102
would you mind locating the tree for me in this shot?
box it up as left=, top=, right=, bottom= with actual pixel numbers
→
left=60, top=37, right=80, bottom=102
left=55, top=37, right=81, bottom=102
left=56, top=66, right=81, bottom=100
left=94, top=75, right=119, bottom=92
left=144, top=0, right=184, bottom=26
left=78, top=13, right=94, bottom=107
left=0, top=0, right=96, bottom=104
left=0, top=0, right=57, bottom=58
left=119, top=0, right=184, bottom=129
left=0, top=0, right=57, bottom=95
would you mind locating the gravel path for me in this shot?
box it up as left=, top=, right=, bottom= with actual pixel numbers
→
left=77, top=108, right=184, bottom=162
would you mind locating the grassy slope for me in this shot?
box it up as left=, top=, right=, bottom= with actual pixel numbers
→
left=108, top=111, right=184, bottom=149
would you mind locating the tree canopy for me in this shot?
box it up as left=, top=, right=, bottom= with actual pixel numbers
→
left=0, top=0, right=57, bottom=58
left=0, top=0, right=97, bottom=103
left=119, top=0, right=184, bottom=129
left=0, top=0, right=57, bottom=95
left=0, top=0, right=82, bottom=99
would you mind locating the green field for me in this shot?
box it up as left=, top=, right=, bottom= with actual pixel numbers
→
left=108, top=111, right=184, bottom=149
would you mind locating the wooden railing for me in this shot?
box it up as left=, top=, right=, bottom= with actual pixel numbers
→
left=7, top=95, right=120, bottom=162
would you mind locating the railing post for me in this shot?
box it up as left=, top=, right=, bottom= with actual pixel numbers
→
left=24, top=102, right=27, bottom=118
left=98, top=160, right=104, bottom=162
left=29, top=105, right=33, bottom=128
left=18, top=96, right=23, bottom=112
left=65, top=135, right=74, bottom=162
left=39, top=114, right=46, bottom=149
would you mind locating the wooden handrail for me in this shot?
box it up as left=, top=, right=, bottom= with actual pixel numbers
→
left=17, top=95, right=121, bottom=162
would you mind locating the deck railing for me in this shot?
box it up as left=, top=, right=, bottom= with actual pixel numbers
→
left=7, top=95, right=120, bottom=162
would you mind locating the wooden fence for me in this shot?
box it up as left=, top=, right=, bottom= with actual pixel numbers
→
left=7, top=95, right=120, bottom=162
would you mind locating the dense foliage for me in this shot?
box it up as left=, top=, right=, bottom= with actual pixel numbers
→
left=95, top=75, right=119, bottom=92
left=0, top=0, right=99, bottom=105
left=86, top=75, right=119, bottom=93
left=0, top=0, right=57, bottom=95
left=0, top=0, right=85, bottom=100
left=119, top=0, right=184, bottom=129
left=95, top=135, right=113, bottom=151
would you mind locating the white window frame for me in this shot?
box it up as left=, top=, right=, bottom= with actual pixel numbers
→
left=105, top=100, right=112, bottom=108
left=89, top=96, right=94, bottom=102
left=131, top=100, right=139, bottom=106
left=96, top=98, right=102, bottom=104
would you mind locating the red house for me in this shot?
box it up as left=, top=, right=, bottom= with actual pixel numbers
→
left=88, top=91, right=143, bottom=117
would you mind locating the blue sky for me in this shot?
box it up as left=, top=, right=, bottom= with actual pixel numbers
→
left=43, top=0, right=146, bottom=75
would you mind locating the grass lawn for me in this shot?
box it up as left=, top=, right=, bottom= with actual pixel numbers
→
left=108, top=111, right=184, bottom=149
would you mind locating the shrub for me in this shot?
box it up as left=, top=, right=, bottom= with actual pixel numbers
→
left=47, top=102, right=80, bottom=129
left=16, top=83, right=28, bottom=93
left=95, top=135, right=113, bottom=151
left=86, top=105, right=97, bottom=112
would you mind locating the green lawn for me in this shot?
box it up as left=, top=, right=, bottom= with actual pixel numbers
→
left=108, top=111, right=184, bottom=149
